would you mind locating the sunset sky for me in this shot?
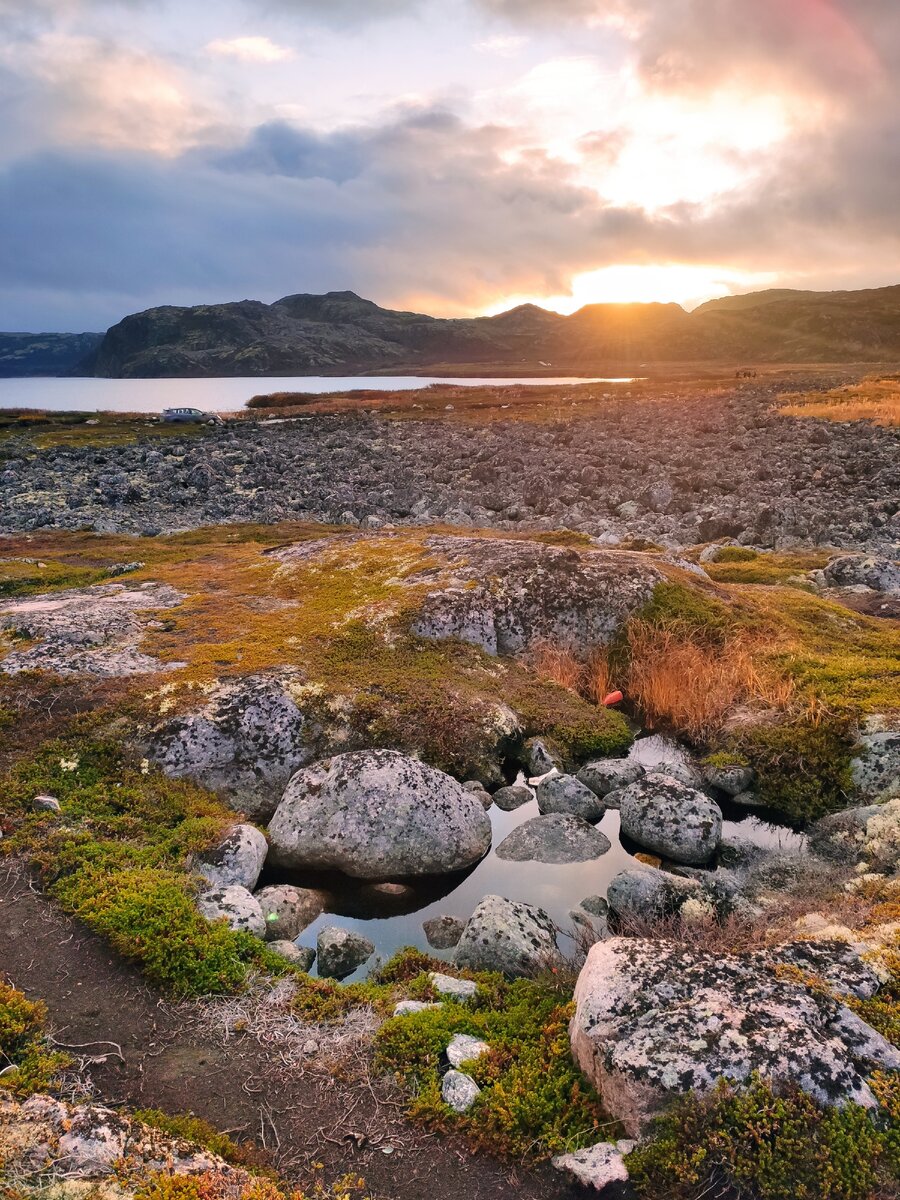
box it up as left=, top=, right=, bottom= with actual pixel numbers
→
left=1, top=0, right=899, bottom=330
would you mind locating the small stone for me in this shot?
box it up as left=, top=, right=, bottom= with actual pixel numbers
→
left=461, top=781, right=493, bottom=809
left=441, top=1069, right=481, bottom=1113
left=32, top=793, right=61, bottom=812
left=551, top=1141, right=632, bottom=1193
left=577, top=759, right=645, bottom=798
left=446, top=1033, right=490, bottom=1067
left=536, top=773, right=606, bottom=822
left=430, top=971, right=478, bottom=1000
left=492, top=784, right=533, bottom=811
left=393, top=1000, right=442, bottom=1016
left=702, top=762, right=755, bottom=796
left=197, top=885, right=266, bottom=938
left=255, top=884, right=325, bottom=941
left=302, top=1039, right=319, bottom=1055
left=521, top=736, right=562, bottom=776
left=268, top=941, right=316, bottom=971
left=423, top=914, right=465, bottom=949
left=580, top=895, right=609, bottom=917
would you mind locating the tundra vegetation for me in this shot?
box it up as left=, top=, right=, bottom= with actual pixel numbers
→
left=0, top=386, right=898, bottom=1198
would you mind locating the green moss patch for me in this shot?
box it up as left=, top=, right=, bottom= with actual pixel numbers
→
left=0, top=980, right=70, bottom=1097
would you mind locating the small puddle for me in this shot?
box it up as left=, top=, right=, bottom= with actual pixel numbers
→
left=267, top=734, right=807, bottom=982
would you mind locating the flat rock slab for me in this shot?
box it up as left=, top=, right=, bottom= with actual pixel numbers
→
left=571, top=936, right=897, bottom=1137
left=409, top=535, right=661, bottom=656
left=0, top=582, right=185, bottom=677
left=496, top=813, right=611, bottom=863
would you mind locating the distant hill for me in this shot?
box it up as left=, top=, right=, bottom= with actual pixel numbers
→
left=13, top=284, right=900, bottom=378
left=0, top=332, right=103, bottom=378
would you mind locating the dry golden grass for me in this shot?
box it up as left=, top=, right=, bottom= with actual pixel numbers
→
left=780, top=375, right=900, bottom=427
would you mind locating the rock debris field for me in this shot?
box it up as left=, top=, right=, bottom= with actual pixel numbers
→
left=3, top=379, right=899, bottom=552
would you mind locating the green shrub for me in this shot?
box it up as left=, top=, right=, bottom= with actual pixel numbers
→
left=375, top=974, right=611, bottom=1159
left=0, top=980, right=69, bottom=1096
left=627, top=1076, right=898, bottom=1200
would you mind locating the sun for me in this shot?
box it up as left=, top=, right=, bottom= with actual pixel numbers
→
left=485, top=264, right=779, bottom=315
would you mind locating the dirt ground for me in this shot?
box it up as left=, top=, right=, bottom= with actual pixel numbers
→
left=0, top=863, right=573, bottom=1199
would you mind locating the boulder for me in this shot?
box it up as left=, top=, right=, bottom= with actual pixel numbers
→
left=496, top=813, right=611, bottom=864
left=197, top=886, right=265, bottom=938
left=147, top=670, right=316, bottom=821
left=581, top=895, right=609, bottom=917
left=441, top=1070, right=481, bottom=1113
left=577, top=758, right=644, bottom=798
left=536, top=773, right=606, bottom=822
left=618, top=773, right=722, bottom=864
left=810, top=798, right=900, bottom=872
left=255, top=884, right=326, bottom=941
left=492, top=784, right=533, bottom=811
left=606, top=865, right=701, bottom=924
left=316, top=926, right=375, bottom=980
left=824, top=555, right=900, bottom=593
left=423, top=915, right=465, bottom=949
left=851, top=726, right=900, bottom=802
left=454, top=894, right=558, bottom=977
left=267, top=749, right=492, bottom=879
left=193, top=824, right=267, bottom=891
left=570, top=937, right=897, bottom=1136
left=702, top=761, right=755, bottom=796
left=521, top=736, right=563, bottom=776
left=410, top=535, right=661, bottom=656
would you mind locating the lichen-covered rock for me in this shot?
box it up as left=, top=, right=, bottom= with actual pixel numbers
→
left=577, top=758, right=645, bottom=798
left=824, top=554, right=900, bottom=593
left=316, top=926, right=374, bottom=979
left=446, top=1033, right=490, bottom=1067
left=810, top=798, right=900, bottom=871
left=147, top=670, right=317, bottom=821
left=496, top=813, right=611, bottom=864
left=492, top=783, right=534, bottom=811
left=255, top=884, right=326, bottom=941
left=570, top=937, right=897, bottom=1136
left=851, top=726, right=900, bottom=802
left=430, top=971, right=478, bottom=1000
left=192, top=823, right=268, bottom=891
left=0, top=582, right=184, bottom=677
left=618, top=773, right=722, bottom=864
left=702, top=761, right=755, bottom=796
left=268, top=940, right=315, bottom=970
left=454, top=894, right=558, bottom=977
left=520, top=736, right=563, bottom=776
left=410, top=536, right=661, bottom=656
left=441, top=1069, right=481, bottom=1113
left=423, top=914, right=465, bottom=949
left=267, top=749, right=492, bottom=879
left=197, top=885, right=266, bottom=938
left=536, top=773, right=606, bottom=822
left=551, top=1140, right=635, bottom=1193
left=606, top=865, right=701, bottom=923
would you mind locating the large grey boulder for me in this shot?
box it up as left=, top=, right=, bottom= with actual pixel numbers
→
left=255, top=884, right=326, bottom=941
left=197, top=885, right=265, bottom=938
left=618, top=773, right=722, bottom=864
left=0, top=582, right=185, bottom=677
left=571, top=937, right=898, bottom=1137
left=193, top=824, right=268, bottom=891
left=496, top=814, right=611, bottom=864
left=267, top=749, right=492, bottom=879
left=409, top=535, right=661, bottom=656
left=147, top=670, right=317, bottom=821
left=536, top=773, right=605, bottom=822
left=810, top=798, right=900, bottom=871
left=577, top=758, right=644, bottom=798
left=824, top=555, right=900, bottom=593
left=454, top=894, right=558, bottom=977
left=316, top=926, right=375, bottom=980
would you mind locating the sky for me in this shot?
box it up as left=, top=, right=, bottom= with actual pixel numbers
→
left=1, top=0, right=899, bottom=331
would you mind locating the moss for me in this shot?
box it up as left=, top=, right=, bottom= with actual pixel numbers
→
left=1, top=734, right=280, bottom=997
left=728, top=718, right=855, bottom=824
left=0, top=559, right=111, bottom=597
left=702, top=749, right=750, bottom=770
left=634, top=580, right=737, bottom=645
left=714, top=546, right=761, bottom=563
left=627, top=1075, right=898, bottom=1200
left=0, top=980, right=70, bottom=1097
left=133, top=1109, right=261, bottom=1168
left=375, top=972, right=612, bottom=1159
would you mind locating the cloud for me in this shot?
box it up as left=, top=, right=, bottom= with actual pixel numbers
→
left=206, top=35, right=294, bottom=62
left=474, top=34, right=527, bottom=56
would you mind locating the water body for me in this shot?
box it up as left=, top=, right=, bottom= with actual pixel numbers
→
left=273, top=736, right=806, bottom=982
left=0, top=375, right=640, bottom=414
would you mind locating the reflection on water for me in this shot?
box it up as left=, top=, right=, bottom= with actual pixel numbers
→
left=0, top=375, right=643, bottom=414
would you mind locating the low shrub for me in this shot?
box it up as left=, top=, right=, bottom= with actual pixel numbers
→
left=730, top=718, right=855, bottom=824
left=0, top=980, right=70, bottom=1096
left=627, top=1075, right=899, bottom=1200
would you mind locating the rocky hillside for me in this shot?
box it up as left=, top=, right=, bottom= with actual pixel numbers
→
left=0, top=331, right=103, bottom=377
left=87, top=284, right=900, bottom=378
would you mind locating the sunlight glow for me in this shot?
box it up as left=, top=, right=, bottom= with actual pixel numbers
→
left=485, top=264, right=780, bottom=315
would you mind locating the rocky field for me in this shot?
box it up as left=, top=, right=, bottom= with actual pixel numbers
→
left=0, top=382, right=899, bottom=1200
left=2, top=376, right=899, bottom=554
